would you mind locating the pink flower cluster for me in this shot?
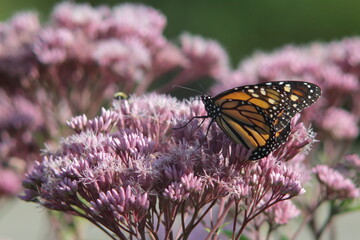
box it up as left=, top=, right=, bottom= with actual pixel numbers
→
left=0, top=2, right=229, bottom=197
left=313, top=165, right=359, bottom=200
left=21, top=94, right=311, bottom=239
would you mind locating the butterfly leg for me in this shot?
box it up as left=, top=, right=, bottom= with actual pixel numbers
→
left=204, top=118, right=215, bottom=139
left=172, top=116, right=208, bottom=130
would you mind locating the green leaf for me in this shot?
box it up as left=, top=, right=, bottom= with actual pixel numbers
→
left=239, top=235, right=250, bottom=240
left=221, top=229, right=233, bottom=238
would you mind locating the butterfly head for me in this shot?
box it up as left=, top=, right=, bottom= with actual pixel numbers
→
left=201, top=94, right=220, bottom=119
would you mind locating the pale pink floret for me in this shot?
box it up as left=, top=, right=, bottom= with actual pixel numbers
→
left=313, top=165, right=359, bottom=199
left=266, top=200, right=300, bottom=225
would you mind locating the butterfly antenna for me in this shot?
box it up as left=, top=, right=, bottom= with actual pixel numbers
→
left=172, top=85, right=204, bottom=95
left=199, top=84, right=206, bottom=94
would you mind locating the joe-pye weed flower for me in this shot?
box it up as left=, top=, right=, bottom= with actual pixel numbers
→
left=0, top=1, right=357, bottom=240
left=0, top=1, right=228, bottom=200
left=22, top=94, right=315, bottom=239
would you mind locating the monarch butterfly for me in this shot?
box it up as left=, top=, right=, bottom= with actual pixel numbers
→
left=177, top=81, right=321, bottom=160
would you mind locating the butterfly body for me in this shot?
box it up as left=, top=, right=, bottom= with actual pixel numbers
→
left=200, top=81, right=321, bottom=160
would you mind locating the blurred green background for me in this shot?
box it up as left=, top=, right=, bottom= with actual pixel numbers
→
left=2, top=0, right=360, bottom=68
left=1, top=1, right=360, bottom=239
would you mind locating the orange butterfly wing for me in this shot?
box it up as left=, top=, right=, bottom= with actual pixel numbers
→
left=210, top=81, right=321, bottom=160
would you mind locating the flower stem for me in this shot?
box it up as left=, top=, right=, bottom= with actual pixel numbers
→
left=204, top=198, right=235, bottom=240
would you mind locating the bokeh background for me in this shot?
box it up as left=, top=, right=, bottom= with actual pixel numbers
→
left=2, top=0, right=360, bottom=69
left=1, top=0, right=360, bottom=239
